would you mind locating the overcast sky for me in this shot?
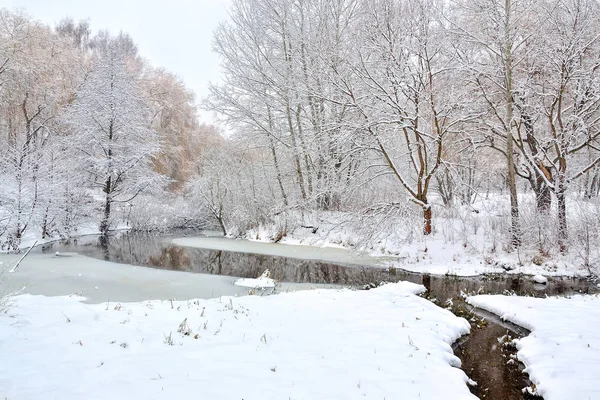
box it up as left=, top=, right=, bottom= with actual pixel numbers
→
left=0, top=0, right=230, bottom=123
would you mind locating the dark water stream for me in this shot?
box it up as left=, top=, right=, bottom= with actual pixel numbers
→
left=39, top=232, right=598, bottom=400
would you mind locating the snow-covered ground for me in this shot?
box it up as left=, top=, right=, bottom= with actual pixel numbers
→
left=0, top=223, right=127, bottom=253
left=374, top=240, right=591, bottom=277
left=467, top=294, right=600, bottom=400
left=236, top=194, right=599, bottom=278
left=1, top=282, right=476, bottom=400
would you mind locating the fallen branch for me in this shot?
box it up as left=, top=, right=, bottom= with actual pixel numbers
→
left=9, top=240, right=38, bottom=272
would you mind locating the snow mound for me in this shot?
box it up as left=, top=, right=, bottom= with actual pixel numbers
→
left=234, top=269, right=276, bottom=288
left=467, top=294, right=600, bottom=400
left=531, top=274, right=547, bottom=284
left=0, top=282, right=475, bottom=400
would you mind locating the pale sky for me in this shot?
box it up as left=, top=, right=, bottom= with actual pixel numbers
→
left=0, top=0, right=230, bottom=123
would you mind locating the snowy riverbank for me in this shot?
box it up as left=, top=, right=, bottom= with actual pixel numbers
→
left=174, top=234, right=593, bottom=278
left=1, top=282, right=476, bottom=400
left=226, top=194, right=599, bottom=278
left=468, top=294, right=600, bottom=400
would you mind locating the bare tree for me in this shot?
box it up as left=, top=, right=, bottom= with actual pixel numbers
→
left=450, top=0, right=541, bottom=246
left=338, top=0, right=468, bottom=234
left=525, top=0, right=600, bottom=250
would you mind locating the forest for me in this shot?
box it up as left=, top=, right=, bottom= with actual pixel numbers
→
left=2, top=0, right=600, bottom=273
left=2, top=1, right=600, bottom=399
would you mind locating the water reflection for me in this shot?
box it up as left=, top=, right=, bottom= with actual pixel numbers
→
left=40, top=232, right=597, bottom=298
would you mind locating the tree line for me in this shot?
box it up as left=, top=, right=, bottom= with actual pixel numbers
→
left=204, top=0, right=600, bottom=256
left=0, top=10, right=217, bottom=249
left=2, top=1, right=600, bottom=261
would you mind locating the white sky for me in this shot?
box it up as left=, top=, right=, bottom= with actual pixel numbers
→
left=0, top=0, right=230, bottom=123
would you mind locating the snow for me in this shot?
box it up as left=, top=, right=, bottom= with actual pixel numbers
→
left=467, top=294, right=600, bottom=400
left=234, top=269, right=276, bottom=288
left=235, top=195, right=597, bottom=278
left=173, top=235, right=588, bottom=277
left=173, top=236, right=396, bottom=266
left=532, top=274, right=548, bottom=284
left=1, top=282, right=476, bottom=400
left=234, top=276, right=276, bottom=288
left=0, top=225, right=132, bottom=254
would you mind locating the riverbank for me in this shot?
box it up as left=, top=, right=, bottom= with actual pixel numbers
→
left=0, top=282, right=476, bottom=400
left=468, top=294, right=600, bottom=400
left=175, top=234, right=595, bottom=279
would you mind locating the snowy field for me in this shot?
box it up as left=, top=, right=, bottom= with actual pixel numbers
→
left=1, top=282, right=476, bottom=400
left=468, top=294, right=600, bottom=400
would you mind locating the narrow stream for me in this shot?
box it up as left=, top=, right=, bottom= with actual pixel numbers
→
left=40, top=232, right=598, bottom=400
left=453, top=308, right=534, bottom=400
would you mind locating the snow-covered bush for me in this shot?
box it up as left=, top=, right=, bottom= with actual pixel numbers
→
left=127, top=194, right=208, bottom=232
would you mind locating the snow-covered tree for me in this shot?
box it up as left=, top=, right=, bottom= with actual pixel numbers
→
left=449, top=0, right=542, bottom=246
left=0, top=10, right=82, bottom=249
left=338, top=0, right=469, bottom=235
left=64, top=42, right=165, bottom=237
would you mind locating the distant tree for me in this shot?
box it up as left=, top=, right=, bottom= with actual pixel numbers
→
left=64, top=42, right=164, bottom=238
left=141, top=67, right=203, bottom=190
left=55, top=17, right=92, bottom=51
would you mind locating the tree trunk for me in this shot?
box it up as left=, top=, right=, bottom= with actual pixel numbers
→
left=41, top=207, right=49, bottom=239
left=504, top=0, right=520, bottom=247
left=557, top=179, right=567, bottom=253
left=217, top=218, right=227, bottom=237
left=423, top=205, right=432, bottom=235
left=100, top=177, right=112, bottom=237
left=286, top=102, right=307, bottom=202
left=268, top=135, right=288, bottom=207
left=585, top=166, right=600, bottom=198
left=536, top=186, right=552, bottom=213
left=280, top=20, right=307, bottom=202
left=217, top=212, right=227, bottom=237
left=533, top=176, right=552, bottom=214
left=267, top=109, right=289, bottom=207
left=420, top=195, right=432, bottom=235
